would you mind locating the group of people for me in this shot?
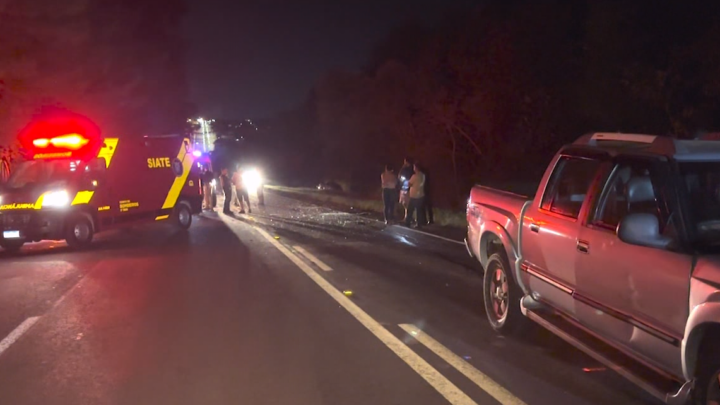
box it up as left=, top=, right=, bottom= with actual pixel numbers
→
left=200, top=165, right=261, bottom=215
left=381, top=158, right=432, bottom=228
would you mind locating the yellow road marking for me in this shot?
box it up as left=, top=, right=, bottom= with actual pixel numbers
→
left=236, top=222, right=478, bottom=405
left=292, top=246, right=333, bottom=271
left=399, top=324, right=527, bottom=405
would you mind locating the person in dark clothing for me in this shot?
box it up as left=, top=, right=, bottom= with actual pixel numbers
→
left=423, top=170, right=434, bottom=225
left=220, top=168, right=232, bottom=214
left=201, top=167, right=215, bottom=210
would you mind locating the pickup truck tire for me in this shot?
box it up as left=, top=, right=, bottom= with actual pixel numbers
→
left=693, top=336, right=720, bottom=405
left=483, top=253, right=526, bottom=334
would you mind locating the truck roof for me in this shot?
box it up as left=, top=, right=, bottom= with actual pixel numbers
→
left=572, top=132, right=720, bottom=161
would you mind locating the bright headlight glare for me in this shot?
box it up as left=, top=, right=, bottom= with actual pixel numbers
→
left=242, top=169, right=262, bottom=191
left=41, top=190, right=70, bottom=208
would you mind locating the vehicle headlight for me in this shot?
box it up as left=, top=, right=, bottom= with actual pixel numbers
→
left=41, top=190, right=70, bottom=208
left=242, top=169, right=262, bottom=192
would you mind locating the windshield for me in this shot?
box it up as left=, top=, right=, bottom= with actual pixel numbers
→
left=680, top=161, right=720, bottom=246
left=5, top=160, right=79, bottom=190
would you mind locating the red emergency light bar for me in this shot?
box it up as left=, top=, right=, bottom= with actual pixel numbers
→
left=33, top=134, right=90, bottom=150
left=18, top=112, right=102, bottom=161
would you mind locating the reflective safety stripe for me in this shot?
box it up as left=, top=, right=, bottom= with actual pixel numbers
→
left=98, top=138, right=119, bottom=168
left=33, top=194, right=45, bottom=209
left=71, top=191, right=94, bottom=206
left=155, top=215, right=169, bottom=221
left=162, top=138, right=194, bottom=209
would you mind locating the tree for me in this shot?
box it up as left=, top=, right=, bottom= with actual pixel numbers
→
left=0, top=0, right=190, bottom=146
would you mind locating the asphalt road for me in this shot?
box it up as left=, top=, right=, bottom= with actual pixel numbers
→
left=0, top=190, right=661, bottom=405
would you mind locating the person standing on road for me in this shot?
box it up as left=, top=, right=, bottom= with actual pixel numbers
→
left=405, top=162, right=426, bottom=228
left=381, top=165, right=398, bottom=224
left=423, top=169, right=434, bottom=225
left=235, top=167, right=252, bottom=214
left=398, top=158, right=414, bottom=221
left=201, top=167, right=215, bottom=210
left=231, top=167, right=242, bottom=208
left=220, top=168, right=232, bottom=214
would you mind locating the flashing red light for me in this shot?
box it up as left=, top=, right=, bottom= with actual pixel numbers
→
left=33, top=138, right=50, bottom=147
left=32, top=134, right=90, bottom=150
left=18, top=112, right=102, bottom=161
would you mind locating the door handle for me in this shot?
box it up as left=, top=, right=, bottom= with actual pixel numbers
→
left=576, top=240, right=590, bottom=254
left=529, top=224, right=540, bottom=233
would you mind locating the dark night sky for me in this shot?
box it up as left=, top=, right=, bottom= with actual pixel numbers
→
left=184, top=0, right=476, bottom=120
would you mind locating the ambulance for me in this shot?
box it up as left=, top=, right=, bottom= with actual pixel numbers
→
left=0, top=113, right=203, bottom=252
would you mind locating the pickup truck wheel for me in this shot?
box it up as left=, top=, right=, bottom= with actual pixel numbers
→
left=694, top=339, right=720, bottom=405
left=65, top=215, right=94, bottom=249
left=483, top=253, right=525, bottom=334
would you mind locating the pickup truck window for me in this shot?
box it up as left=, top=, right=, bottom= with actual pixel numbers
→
left=680, top=161, right=720, bottom=247
left=541, top=156, right=601, bottom=219
left=592, top=160, right=678, bottom=238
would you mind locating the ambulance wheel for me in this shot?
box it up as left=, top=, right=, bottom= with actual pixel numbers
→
left=1, top=241, right=24, bottom=253
left=175, top=202, right=193, bottom=230
left=65, top=215, right=94, bottom=249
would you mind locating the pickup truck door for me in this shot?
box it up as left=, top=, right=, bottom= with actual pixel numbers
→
left=521, top=154, right=604, bottom=316
left=575, top=157, right=689, bottom=378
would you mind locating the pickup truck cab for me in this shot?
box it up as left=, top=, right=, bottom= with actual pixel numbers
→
left=467, top=133, right=720, bottom=405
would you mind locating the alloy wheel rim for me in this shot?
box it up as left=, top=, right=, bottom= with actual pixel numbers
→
left=489, top=266, right=509, bottom=322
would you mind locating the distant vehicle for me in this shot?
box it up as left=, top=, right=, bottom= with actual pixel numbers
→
left=317, top=181, right=342, bottom=191
left=0, top=113, right=203, bottom=252
left=466, top=133, right=720, bottom=405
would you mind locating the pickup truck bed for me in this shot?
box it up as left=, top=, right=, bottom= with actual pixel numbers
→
left=466, top=186, right=531, bottom=269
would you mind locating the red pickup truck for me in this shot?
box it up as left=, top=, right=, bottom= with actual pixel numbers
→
left=466, top=133, right=720, bottom=405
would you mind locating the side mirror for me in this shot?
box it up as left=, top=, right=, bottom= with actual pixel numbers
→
left=617, top=213, right=672, bottom=249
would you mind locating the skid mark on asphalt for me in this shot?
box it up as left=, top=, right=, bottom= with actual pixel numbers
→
left=400, top=324, right=527, bottom=405
left=0, top=317, right=39, bottom=357
left=292, top=246, right=333, bottom=271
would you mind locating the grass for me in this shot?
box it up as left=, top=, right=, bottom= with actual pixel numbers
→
left=266, top=185, right=466, bottom=228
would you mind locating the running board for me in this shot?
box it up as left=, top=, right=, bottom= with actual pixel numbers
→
left=523, top=307, right=692, bottom=405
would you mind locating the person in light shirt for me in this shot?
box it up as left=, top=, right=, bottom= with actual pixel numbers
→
left=398, top=158, right=414, bottom=220
left=405, top=163, right=427, bottom=228
left=380, top=164, right=398, bottom=224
